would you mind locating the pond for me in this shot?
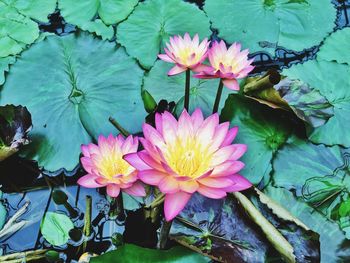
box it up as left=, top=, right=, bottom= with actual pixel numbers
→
left=0, top=0, right=350, bottom=262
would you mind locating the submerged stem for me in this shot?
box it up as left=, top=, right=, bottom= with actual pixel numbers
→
left=158, top=219, right=173, bottom=249
left=184, top=69, right=191, bottom=111
left=146, top=193, right=165, bottom=209
left=212, top=80, right=224, bottom=114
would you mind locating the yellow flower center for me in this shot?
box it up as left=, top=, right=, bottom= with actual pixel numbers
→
left=97, top=152, right=134, bottom=179
left=165, top=138, right=213, bottom=178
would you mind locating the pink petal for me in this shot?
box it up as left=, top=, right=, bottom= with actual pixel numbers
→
left=223, top=79, right=240, bottom=90
left=81, top=145, right=90, bottom=157
left=197, top=114, right=219, bottom=143
left=158, top=54, right=174, bottom=63
left=191, top=64, right=212, bottom=73
left=191, top=108, right=204, bottom=131
left=229, top=144, right=247, bottom=160
left=107, top=184, right=121, bottom=197
left=211, top=161, right=245, bottom=177
left=221, top=126, right=238, bottom=147
left=77, top=174, right=103, bottom=188
left=198, top=176, right=234, bottom=188
left=123, top=181, right=146, bottom=197
left=159, top=176, right=179, bottom=194
left=138, top=170, right=166, bottom=185
left=179, top=180, right=199, bottom=193
left=223, top=174, right=252, bottom=192
left=155, top=113, right=163, bottom=134
left=211, top=145, right=238, bottom=166
left=168, top=65, right=187, bottom=76
left=122, top=135, right=138, bottom=153
left=164, top=191, right=192, bottom=221
left=123, top=152, right=151, bottom=170
left=98, top=135, right=110, bottom=154
left=197, top=185, right=227, bottom=199
left=81, top=157, right=93, bottom=173
left=193, top=72, right=216, bottom=79
left=142, top=123, right=166, bottom=149
left=138, top=150, right=163, bottom=171
left=209, top=122, right=230, bottom=152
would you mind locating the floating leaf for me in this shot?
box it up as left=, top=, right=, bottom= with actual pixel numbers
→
left=283, top=60, right=350, bottom=147
left=221, top=95, right=291, bottom=184
left=273, top=135, right=350, bottom=237
left=0, top=56, right=15, bottom=85
left=40, top=212, right=74, bottom=246
left=59, top=0, right=137, bottom=40
left=264, top=185, right=350, bottom=262
left=0, top=33, right=145, bottom=172
left=245, top=76, right=334, bottom=128
left=204, top=0, right=336, bottom=54
left=171, top=192, right=319, bottom=263
left=90, top=243, right=210, bottom=263
left=0, top=0, right=56, bottom=57
left=0, top=195, right=6, bottom=230
left=117, top=0, right=211, bottom=68
left=318, top=28, right=350, bottom=65
left=0, top=105, right=32, bottom=161
left=143, top=60, right=231, bottom=116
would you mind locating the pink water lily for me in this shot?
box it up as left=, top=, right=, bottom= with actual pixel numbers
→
left=194, top=40, right=254, bottom=90
left=158, top=33, right=210, bottom=76
left=124, top=109, right=251, bottom=221
left=78, top=134, right=146, bottom=198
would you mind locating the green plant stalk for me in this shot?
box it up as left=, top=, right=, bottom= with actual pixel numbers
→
left=184, top=69, right=191, bottom=111
left=0, top=249, right=48, bottom=262
left=145, top=193, right=165, bottom=209
left=158, top=219, right=173, bottom=249
left=212, top=80, right=224, bottom=113
left=82, top=195, right=92, bottom=253
left=232, top=192, right=296, bottom=263
left=109, top=117, right=130, bottom=137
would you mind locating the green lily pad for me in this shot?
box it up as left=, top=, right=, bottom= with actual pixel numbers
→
left=0, top=56, right=15, bottom=85
left=318, top=28, right=350, bottom=65
left=204, top=0, right=336, bottom=54
left=273, top=135, right=350, bottom=237
left=90, top=243, right=210, bottom=263
left=221, top=94, right=291, bottom=184
left=0, top=32, right=145, bottom=172
left=264, top=185, right=350, bottom=262
left=40, top=212, right=74, bottom=246
left=283, top=60, right=350, bottom=147
left=0, top=105, right=32, bottom=161
left=59, top=0, right=138, bottom=40
left=143, top=60, right=232, bottom=116
left=117, top=0, right=211, bottom=69
left=0, top=0, right=56, bottom=58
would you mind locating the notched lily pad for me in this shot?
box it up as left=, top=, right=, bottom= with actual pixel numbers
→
left=221, top=94, right=291, bottom=184
left=0, top=105, right=32, bottom=161
left=117, top=0, right=211, bottom=68
left=40, top=211, right=74, bottom=246
left=244, top=72, right=334, bottom=128
left=0, top=32, right=145, bottom=172
left=204, top=0, right=336, bottom=54
left=0, top=0, right=56, bottom=58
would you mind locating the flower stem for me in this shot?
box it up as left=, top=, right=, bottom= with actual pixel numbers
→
left=145, top=193, right=165, bottom=209
left=82, top=195, right=92, bottom=253
left=184, top=69, right=191, bottom=111
left=212, top=79, right=224, bottom=114
left=158, top=219, right=173, bottom=249
left=109, top=116, right=130, bottom=137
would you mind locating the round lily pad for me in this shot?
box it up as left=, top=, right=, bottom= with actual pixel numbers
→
left=221, top=95, right=291, bottom=184
left=204, top=0, right=336, bottom=54
left=283, top=60, right=350, bottom=147
left=40, top=212, right=74, bottom=246
left=143, top=60, right=231, bottom=116
left=59, top=0, right=138, bottom=40
left=0, top=32, right=145, bottom=173
left=0, top=0, right=56, bottom=58
left=117, top=0, right=211, bottom=69
left=318, top=28, right=350, bottom=65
